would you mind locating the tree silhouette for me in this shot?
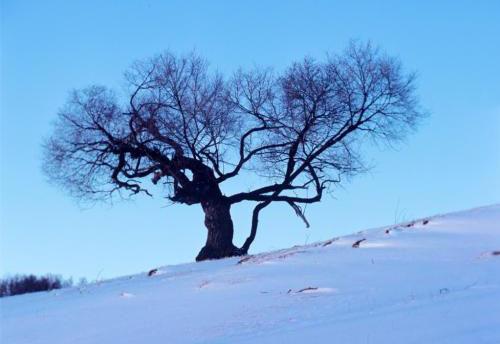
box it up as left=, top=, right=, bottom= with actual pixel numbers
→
left=43, top=42, right=423, bottom=261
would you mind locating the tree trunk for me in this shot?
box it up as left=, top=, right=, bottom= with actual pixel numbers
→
left=196, top=198, right=242, bottom=261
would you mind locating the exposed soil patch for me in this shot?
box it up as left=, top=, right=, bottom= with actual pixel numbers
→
left=352, top=238, right=366, bottom=248
left=321, top=238, right=338, bottom=247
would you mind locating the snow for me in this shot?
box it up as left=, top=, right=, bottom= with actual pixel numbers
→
left=1, top=205, right=500, bottom=343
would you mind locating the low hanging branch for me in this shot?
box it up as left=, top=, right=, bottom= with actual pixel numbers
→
left=43, top=42, right=424, bottom=261
left=287, top=201, right=310, bottom=228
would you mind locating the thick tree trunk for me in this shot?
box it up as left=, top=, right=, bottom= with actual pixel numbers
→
left=196, top=198, right=242, bottom=261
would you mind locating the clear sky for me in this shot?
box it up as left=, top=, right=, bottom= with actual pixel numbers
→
left=1, top=0, right=499, bottom=280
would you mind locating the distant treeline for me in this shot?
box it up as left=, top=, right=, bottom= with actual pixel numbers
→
left=0, top=274, right=74, bottom=297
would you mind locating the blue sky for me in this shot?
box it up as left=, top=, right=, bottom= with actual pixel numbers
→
left=1, top=0, right=499, bottom=280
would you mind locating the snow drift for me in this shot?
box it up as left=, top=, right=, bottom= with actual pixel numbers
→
left=2, top=205, right=499, bottom=343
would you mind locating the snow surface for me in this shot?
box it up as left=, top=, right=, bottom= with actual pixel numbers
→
left=1, top=205, right=500, bottom=343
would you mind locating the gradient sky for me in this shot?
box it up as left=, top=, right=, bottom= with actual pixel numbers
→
left=1, top=0, right=499, bottom=280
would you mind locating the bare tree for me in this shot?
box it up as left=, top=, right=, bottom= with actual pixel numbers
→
left=43, top=42, right=423, bottom=261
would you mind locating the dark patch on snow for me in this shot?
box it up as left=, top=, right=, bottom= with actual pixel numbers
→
left=439, top=288, right=450, bottom=294
left=297, top=287, right=318, bottom=293
left=352, top=238, right=366, bottom=248
left=322, top=238, right=338, bottom=247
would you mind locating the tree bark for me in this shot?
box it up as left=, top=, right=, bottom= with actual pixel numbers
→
left=196, top=198, right=242, bottom=261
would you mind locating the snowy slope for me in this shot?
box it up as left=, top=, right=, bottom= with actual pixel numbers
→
left=2, top=205, right=500, bottom=344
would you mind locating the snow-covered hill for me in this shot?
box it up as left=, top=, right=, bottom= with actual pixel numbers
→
left=2, top=205, right=500, bottom=344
